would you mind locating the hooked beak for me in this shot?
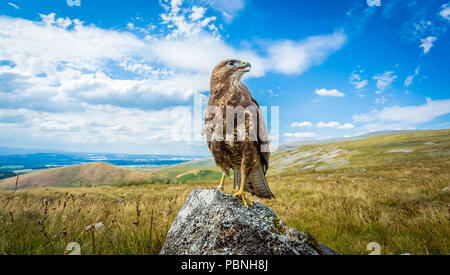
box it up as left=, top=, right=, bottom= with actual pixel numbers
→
left=234, top=61, right=251, bottom=72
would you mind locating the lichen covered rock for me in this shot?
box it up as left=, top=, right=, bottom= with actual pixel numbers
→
left=160, top=188, right=338, bottom=255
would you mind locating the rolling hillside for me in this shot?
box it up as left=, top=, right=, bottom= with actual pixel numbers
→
left=270, top=129, right=450, bottom=174
left=0, top=162, right=140, bottom=190
left=0, top=160, right=222, bottom=190
left=1, top=129, right=449, bottom=190
left=0, top=129, right=448, bottom=255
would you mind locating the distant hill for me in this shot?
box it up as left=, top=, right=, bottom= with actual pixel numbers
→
left=177, top=158, right=216, bottom=167
left=276, top=130, right=421, bottom=152
left=1, top=129, right=449, bottom=190
left=270, top=129, right=450, bottom=174
left=0, top=162, right=145, bottom=190
left=0, top=161, right=222, bottom=190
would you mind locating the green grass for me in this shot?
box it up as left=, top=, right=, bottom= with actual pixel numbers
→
left=0, top=163, right=222, bottom=190
left=270, top=129, right=450, bottom=174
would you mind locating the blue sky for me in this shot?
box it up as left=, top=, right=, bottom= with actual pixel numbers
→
left=0, top=0, right=449, bottom=155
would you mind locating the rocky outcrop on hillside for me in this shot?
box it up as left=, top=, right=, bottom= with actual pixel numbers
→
left=160, top=188, right=339, bottom=255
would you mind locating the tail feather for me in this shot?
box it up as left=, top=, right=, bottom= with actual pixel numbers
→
left=233, top=167, right=274, bottom=199
left=233, top=169, right=241, bottom=192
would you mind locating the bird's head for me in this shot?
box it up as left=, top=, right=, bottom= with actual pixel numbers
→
left=211, top=59, right=252, bottom=84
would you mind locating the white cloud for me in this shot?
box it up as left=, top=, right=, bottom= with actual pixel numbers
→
left=0, top=105, right=187, bottom=144
left=419, top=36, right=437, bottom=54
left=0, top=1, right=348, bottom=152
left=202, top=0, right=246, bottom=21
left=353, top=98, right=450, bottom=124
left=439, top=3, right=450, bottom=22
left=161, top=0, right=220, bottom=38
left=0, top=12, right=239, bottom=112
left=407, top=20, right=433, bottom=42
left=315, top=88, right=345, bottom=97
left=7, top=2, right=19, bottom=9
left=0, top=13, right=149, bottom=76
left=354, top=79, right=368, bottom=89
left=283, top=132, right=317, bottom=138
left=350, top=73, right=368, bottom=89
left=404, top=66, right=420, bottom=87
left=316, top=121, right=354, bottom=129
left=0, top=9, right=346, bottom=112
left=373, top=71, right=397, bottom=94
left=0, top=9, right=346, bottom=86
left=291, top=121, right=312, bottom=128
left=267, top=32, right=347, bottom=75
left=0, top=15, right=208, bottom=111
left=189, top=6, right=206, bottom=21
left=147, top=34, right=266, bottom=77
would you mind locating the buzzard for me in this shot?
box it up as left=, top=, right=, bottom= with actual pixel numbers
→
left=205, top=59, right=274, bottom=207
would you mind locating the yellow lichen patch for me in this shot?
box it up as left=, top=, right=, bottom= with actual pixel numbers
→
left=271, top=218, right=287, bottom=235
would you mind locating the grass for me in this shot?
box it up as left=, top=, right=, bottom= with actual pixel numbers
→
left=0, top=158, right=448, bottom=255
left=0, top=183, right=195, bottom=255
left=264, top=159, right=449, bottom=255
left=270, top=129, right=450, bottom=174
left=0, top=129, right=448, bottom=255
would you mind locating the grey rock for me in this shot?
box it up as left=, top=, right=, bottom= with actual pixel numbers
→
left=160, top=188, right=339, bottom=255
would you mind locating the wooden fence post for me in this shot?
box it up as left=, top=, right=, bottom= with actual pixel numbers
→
left=14, top=174, right=19, bottom=191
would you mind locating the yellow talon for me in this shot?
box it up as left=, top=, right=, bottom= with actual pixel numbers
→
left=234, top=192, right=253, bottom=207
left=234, top=175, right=253, bottom=207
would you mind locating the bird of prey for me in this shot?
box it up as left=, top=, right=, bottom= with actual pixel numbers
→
left=205, top=58, right=274, bottom=207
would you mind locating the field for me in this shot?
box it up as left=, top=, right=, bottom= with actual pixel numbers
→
left=0, top=129, right=449, bottom=255
left=0, top=161, right=222, bottom=190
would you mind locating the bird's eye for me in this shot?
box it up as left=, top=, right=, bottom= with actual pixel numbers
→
left=227, top=61, right=234, bottom=66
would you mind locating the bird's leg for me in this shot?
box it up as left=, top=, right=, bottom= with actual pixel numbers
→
left=216, top=173, right=226, bottom=192
left=234, top=175, right=253, bottom=207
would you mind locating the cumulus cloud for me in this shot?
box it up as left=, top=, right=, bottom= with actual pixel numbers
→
left=352, top=98, right=450, bottom=133
left=0, top=106, right=186, bottom=144
left=316, top=121, right=354, bottom=129
left=0, top=9, right=346, bottom=111
left=353, top=98, right=450, bottom=125
left=373, top=71, right=397, bottom=94
left=161, top=0, right=220, bottom=38
left=419, top=36, right=437, bottom=54
left=439, top=3, right=450, bottom=22
left=189, top=6, right=206, bottom=21
left=268, top=32, right=347, bottom=75
left=0, top=12, right=230, bottom=112
left=0, top=13, right=149, bottom=75
left=147, top=34, right=266, bottom=77
left=291, top=121, right=312, bottom=128
left=315, top=88, right=345, bottom=97
left=0, top=0, right=347, bottom=152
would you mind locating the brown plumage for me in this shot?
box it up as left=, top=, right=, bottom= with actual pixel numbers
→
left=205, top=59, right=274, bottom=204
